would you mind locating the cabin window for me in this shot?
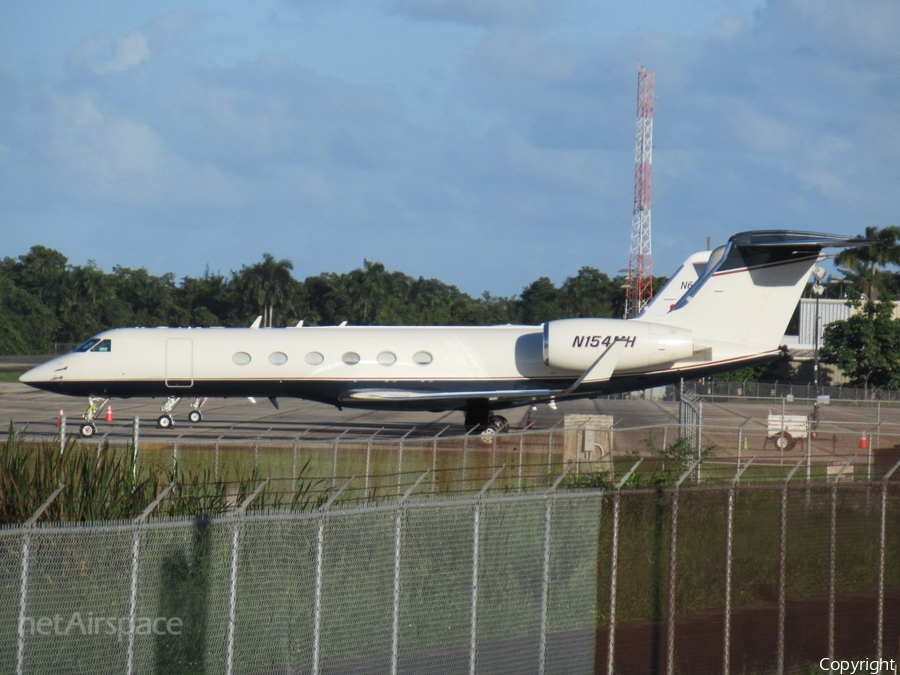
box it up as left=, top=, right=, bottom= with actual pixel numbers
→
left=342, top=351, right=361, bottom=365
left=232, top=352, right=251, bottom=366
left=74, top=339, right=101, bottom=352
left=90, top=339, right=112, bottom=352
left=413, top=351, right=433, bottom=365
left=377, top=351, right=396, bottom=366
left=269, top=352, right=288, bottom=365
left=305, top=352, right=324, bottom=365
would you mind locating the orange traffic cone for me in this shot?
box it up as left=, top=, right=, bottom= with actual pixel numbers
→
left=105, top=405, right=114, bottom=423
left=56, top=408, right=64, bottom=427
left=859, top=431, right=868, bottom=450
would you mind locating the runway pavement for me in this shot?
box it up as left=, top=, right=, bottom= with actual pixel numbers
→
left=2, top=381, right=898, bottom=446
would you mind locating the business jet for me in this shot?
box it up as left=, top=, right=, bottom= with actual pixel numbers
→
left=20, top=230, right=865, bottom=438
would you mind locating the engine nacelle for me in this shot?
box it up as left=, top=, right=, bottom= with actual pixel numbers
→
left=542, top=318, right=694, bottom=372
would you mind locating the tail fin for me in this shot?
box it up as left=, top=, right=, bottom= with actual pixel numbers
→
left=640, top=250, right=711, bottom=319
left=658, top=231, right=867, bottom=350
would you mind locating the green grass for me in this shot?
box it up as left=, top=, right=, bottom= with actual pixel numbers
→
left=0, top=371, right=23, bottom=383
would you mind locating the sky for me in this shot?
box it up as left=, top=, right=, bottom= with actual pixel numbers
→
left=2, top=0, right=899, bottom=297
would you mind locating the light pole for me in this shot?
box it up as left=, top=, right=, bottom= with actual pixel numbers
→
left=811, top=267, right=825, bottom=394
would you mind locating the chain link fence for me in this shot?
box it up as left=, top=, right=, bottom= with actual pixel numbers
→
left=684, top=379, right=900, bottom=404
left=20, top=418, right=899, bottom=499
left=4, top=477, right=900, bottom=674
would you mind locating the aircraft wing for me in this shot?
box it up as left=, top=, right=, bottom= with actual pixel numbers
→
left=342, top=337, right=627, bottom=405
left=341, top=387, right=563, bottom=404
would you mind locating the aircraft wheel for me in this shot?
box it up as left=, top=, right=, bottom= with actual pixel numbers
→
left=774, top=433, right=795, bottom=451
left=79, top=422, right=96, bottom=438
left=188, top=410, right=202, bottom=424
left=488, top=415, right=509, bottom=432
left=479, top=416, right=508, bottom=445
left=157, top=415, right=174, bottom=429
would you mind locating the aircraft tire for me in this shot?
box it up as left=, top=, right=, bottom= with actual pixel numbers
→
left=157, top=414, right=174, bottom=429
left=488, top=415, right=509, bottom=432
left=188, top=410, right=202, bottom=424
left=79, top=422, right=96, bottom=438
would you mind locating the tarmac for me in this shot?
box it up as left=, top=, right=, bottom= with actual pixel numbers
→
left=2, top=380, right=898, bottom=450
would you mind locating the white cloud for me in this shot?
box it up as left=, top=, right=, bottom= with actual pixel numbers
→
left=3, top=1, right=900, bottom=292
left=73, top=30, right=151, bottom=75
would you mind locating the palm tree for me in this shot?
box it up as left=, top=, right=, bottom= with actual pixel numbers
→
left=835, top=225, right=900, bottom=301
left=237, top=254, right=296, bottom=327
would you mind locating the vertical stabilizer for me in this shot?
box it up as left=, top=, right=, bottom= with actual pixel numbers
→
left=658, top=231, right=867, bottom=350
left=640, top=250, right=711, bottom=319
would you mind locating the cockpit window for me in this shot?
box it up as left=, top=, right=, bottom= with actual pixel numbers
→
left=74, top=339, right=101, bottom=352
left=90, top=339, right=112, bottom=352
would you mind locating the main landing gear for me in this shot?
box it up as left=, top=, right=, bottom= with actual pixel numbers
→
left=157, top=396, right=207, bottom=429
left=465, top=399, right=509, bottom=444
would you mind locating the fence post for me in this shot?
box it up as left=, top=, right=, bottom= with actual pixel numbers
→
left=538, top=463, right=574, bottom=675
left=547, top=425, right=555, bottom=475
left=470, top=466, right=505, bottom=675
left=518, top=435, right=525, bottom=492
left=397, top=429, right=414, bottom=497
left=132, top=416, right=140, bottom=479
left=126, top=482, right=175, bottom=675
left=311, top=477, right=354, bottom=675
left=432, top=426, right=448, bottom=495
left=463, top=426, right=476, bottom=489
left=390, top=471, right=429, bottom=675
left=877, top=459, right=900, bottom=661
left=173, top=434, right=184, bottom=474
left=723, top=458, right=753, bottom=675
left=215, top=435, right=224, bottom=481
left=666, top=459, right=700, bottom=675
left=365, top=429, right=381, bottom=499
left=778, top=458, right=805, bottom=675
left=224, top=478, right=270, bottom=675
left=828, top=457, right=854, bottom=661
left=16, top=483, right=65, bottom=675
left=332, top=430, right=348, bottom=489
left=737, top=419, right=749, bottom=469
left=607, top=459, right=643, bottom=675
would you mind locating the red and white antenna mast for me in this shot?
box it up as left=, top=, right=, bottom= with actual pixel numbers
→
left=625, top=62, right=654, bottom=318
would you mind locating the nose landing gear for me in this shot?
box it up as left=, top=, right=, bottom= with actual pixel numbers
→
left=79, top=396, right=109, bottom=438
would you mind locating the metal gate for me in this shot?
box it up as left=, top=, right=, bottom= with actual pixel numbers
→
left=165, top=338, right=193, bottom=387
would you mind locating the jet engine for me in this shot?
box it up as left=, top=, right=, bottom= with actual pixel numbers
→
left=543, top=318, right=693, bottom=372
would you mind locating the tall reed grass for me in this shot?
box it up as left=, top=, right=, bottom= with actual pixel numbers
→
left=0, top=423, right=322, bottom=524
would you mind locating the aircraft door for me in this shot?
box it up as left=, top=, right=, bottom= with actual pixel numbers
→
left=166, top=339, right=193, bottom=388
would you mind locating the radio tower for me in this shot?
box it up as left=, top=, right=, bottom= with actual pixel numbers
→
left=625, top=63, right=654, bottom=318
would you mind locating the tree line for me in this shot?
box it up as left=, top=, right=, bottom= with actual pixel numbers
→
left=0, top=245, right=669, bottom=356
left=821, top=225, right=900, bottom=390
left=8, top=225, right=900, bottom=391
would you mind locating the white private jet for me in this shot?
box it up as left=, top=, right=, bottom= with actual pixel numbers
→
left=20, top=230, right=865, bottom=438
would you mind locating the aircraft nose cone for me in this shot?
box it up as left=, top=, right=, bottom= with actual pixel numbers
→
left=19, top=366, right=41, bottom=383
left=19, top=360, right=61, bottom=384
